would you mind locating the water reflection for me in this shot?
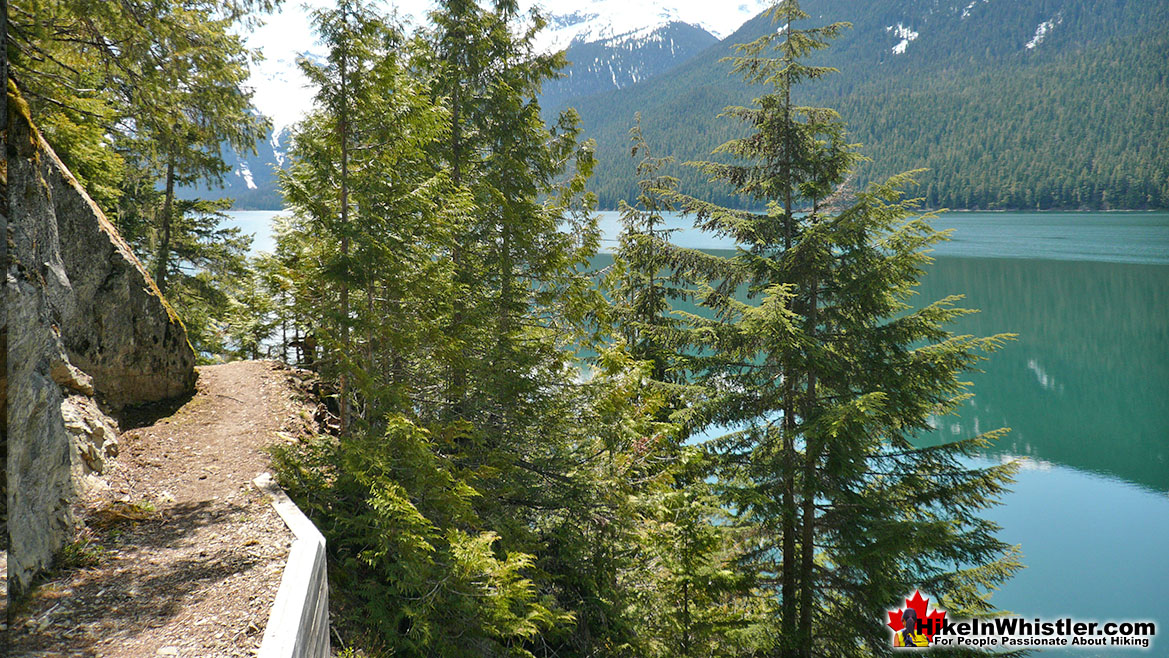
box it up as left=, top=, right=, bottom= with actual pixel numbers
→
left=917, top=257, right=1169, bottom=493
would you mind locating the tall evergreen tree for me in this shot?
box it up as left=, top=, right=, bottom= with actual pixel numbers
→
left=609, top=114, right=686, bottom=388
left=655, top=2, right=1023, bottom=655
left=132, top=10, right=267, bottom=296
left=8, top=0, right=274, bottom=248
left=274, top=3, right=603, bottom=653
left=605, top=119, right=768, bottom=658
left=281, top=0, right=461, bottom=429
left=283, top=0, right=380, bottom=432
left=418, top=0, right=603, bottom=542
left=153, top=198, right=254, bottom=359
left=422, top=0, right=601, bottom=407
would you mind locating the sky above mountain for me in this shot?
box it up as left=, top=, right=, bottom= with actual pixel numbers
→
left=245, top=0, right=768, bottom=131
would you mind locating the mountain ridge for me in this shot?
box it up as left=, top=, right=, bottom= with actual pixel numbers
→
left=567, top=0, right=1169, bottom=210
left=540, top=21, right=718, bottom=113
left=188, top=0, right=1168, bottom=211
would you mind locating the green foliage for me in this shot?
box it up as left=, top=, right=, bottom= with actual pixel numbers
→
left=269, top=4, right=760, bottom=655
left=59, top=535, right=105, bottom=570
left=8, top=0, right=273, bottom=214
left=418, top=0, right=603, bottom=425
left=223, top=265, right=279, bottom=361
left=270, top=1, right=601, bottom=651
left=272, top=417, right=570, bottom=656
left=607, top=115, right=689, bottom=387
left=636, top=455, right=768, bottom=657
left=144, top=199, right=253, bottom=362
left=637, top=2, right=1026, bottom=655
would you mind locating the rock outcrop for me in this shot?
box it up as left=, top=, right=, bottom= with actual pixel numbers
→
left=5, top=82, right=198, bottom=596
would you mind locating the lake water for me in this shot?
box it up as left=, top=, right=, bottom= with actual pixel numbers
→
left=233, top=208, right=1169, bottom=653
left=919, top=252, right=1168, bottom=656
left=223, top=209, right=285, bottom=255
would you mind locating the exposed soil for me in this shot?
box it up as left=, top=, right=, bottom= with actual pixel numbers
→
left=8, top=360, right=319, bottom=658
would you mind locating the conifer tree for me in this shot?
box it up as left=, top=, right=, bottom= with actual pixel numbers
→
left=607, top=119, right=766, bottom=658
left=609, top=114, right=686, bottom=388
left=640, top=452, right=765, bottom=658
left=285, top=0, right=369, bottom=431
left=657, top=2, right=1023, bottom=655
left=126, top=8, right=268, bottom=295
left=281, top=0, right=457, bottom=429
left=419, top=0, right=602, bottom=539
left=422, top=0, right=599, bottom=416
left=8, top=0, right=272, bottom=283
left=275, top=4, right=599, bottom=653
left=153, top=198, right=253, bottom=359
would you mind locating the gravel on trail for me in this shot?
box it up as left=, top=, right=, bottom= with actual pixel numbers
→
left=7, top=360, right=320, bottom=658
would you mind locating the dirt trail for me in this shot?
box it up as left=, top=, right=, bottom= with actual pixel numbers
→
left=9, top=360, right=316, bottom=658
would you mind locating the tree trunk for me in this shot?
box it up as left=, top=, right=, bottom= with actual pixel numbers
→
left=780, top=17, right=806, bottom=654
left=499, top=221, right=513, bottom=337
left=281, top=290, right=288, bottom=362
left=798, top=267, right=819, bottom=657
left=367, top=271, right=375, bottom=414
left=781, top=395, right=798, bottom=658
left=153, top=159, right=176, bottom=294
left=338, top=45, right=351, bottom=433
left=448, top=77, right=467, bottom=417
left=780, top=35, right=798, bottom=657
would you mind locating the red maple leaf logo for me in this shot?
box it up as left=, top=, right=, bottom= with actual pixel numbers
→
left=887, top=590, right=947, bottom=641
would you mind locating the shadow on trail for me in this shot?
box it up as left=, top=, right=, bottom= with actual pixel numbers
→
left=7, top=500, right=267, bottom=656
left=116, top=390, right=197, bottom=431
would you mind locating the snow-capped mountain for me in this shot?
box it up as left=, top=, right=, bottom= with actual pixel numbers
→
left=533, top=0, right=769, bottom=53
left=534, top=0, right=772, bottom=111
left=541, top=21, right=717, bottom=112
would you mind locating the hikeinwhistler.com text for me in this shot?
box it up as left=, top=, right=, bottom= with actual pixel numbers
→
left=910, top=617, right=1156, bottom=650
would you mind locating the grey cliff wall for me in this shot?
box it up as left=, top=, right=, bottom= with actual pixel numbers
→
left=5, top=84, right=197, bottom=596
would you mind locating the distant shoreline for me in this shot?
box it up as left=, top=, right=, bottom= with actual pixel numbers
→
left=229, top=207, right=1169, bottom=214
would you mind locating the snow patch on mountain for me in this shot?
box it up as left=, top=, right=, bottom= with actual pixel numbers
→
left=960, top=0, right=990, bottom=19
left=540, top=19, right=717, bottom=109
left=1025, top=14, right=1062, bottom=49
left=887, top=23, right=920, bottom=55
left=593, top=23, right=695, bottom=53
left=238, top=162, right=258, bottom=190
left=270, top=132, right=285, bottom=167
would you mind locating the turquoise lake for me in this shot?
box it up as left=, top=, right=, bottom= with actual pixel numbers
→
left=910, top=215, right=1168, bottom=657
left=229, top=209, right=1169, bottom=654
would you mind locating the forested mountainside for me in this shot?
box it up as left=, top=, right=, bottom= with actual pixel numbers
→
left=539, top=21, right=717, bottom=110
left=176, top=126, right=289, bottom=210
left=561, top=0, right=1169, bottom=210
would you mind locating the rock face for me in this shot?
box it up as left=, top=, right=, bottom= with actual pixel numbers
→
left=4, top=83, right=198, bottom=596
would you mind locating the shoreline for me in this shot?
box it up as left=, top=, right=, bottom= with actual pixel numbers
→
left=228, top=207, right=1169, bottom=214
